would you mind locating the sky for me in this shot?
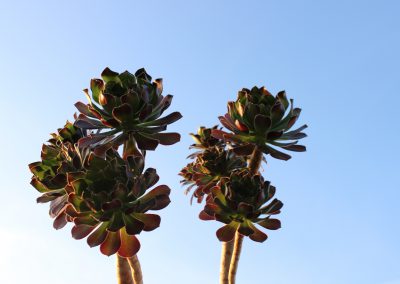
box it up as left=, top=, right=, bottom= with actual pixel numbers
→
left=0, top=0, right=399, bottom=283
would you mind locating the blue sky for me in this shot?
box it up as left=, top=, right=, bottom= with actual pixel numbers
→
left=1, top=0, right=399, bottom=283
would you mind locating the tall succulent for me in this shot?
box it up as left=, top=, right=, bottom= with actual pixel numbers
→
left=180, top=145, right=246, bottom=203
left=200, top=170, right=282, bottom=243
left=66, top=150, right=170, bottom=257
left=212, top=87, right=307, bottom=161
left=74, top=67, right=182, bottom=157
left=180, top=85, right=307, bottom=284
left=29, top=67, right=181, bottom=284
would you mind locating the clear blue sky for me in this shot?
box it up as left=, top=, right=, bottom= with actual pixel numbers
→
left=1, top=1, right=399, bottom=283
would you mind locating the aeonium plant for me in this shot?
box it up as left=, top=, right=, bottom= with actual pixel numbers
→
left=29, top=68, right=182, bottom=284
left=180, top=87, right=307, bottom=284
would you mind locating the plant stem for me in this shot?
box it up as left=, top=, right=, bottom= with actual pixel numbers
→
left=247, top=146, right=263, bottom=175
left=127, top=255, right=144, bottom=284
left=117, top=255, right=134, bottom=284
left=228, top=233, right=244, bottom=284
left=228, top=146, right=263, bottom=283
left=220, top=240, right=234, bottom=284
left=121, top=140, right=144, bottom=284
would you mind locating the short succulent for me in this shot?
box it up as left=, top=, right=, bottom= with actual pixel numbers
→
left=212, top=87, right=307, bottom=161
left=199, top=170, right=282, bottom=242
left=74, top=67, right=182, bottom=156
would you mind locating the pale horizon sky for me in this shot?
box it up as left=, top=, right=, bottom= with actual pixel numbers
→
left=1, top=1, right=399, bottom=283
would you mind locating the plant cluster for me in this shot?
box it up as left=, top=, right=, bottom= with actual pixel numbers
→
left=29, top=68, right=182, bottom=258
left=180, top=86, right=307, bottom=282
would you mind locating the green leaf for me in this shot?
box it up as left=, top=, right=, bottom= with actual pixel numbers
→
left=135, top=68, right=152, bottom=82
left=30, top=178, right=49, bottom=193
left=254, top=114, right=271, bottom=136
left=107, top=211, right=125, bottom=232
left=276, top=91, right=289, bottom=109
left=90, top=79, right=104, bottom=104
left=101, top=67, right=120, bottom=83
left=118, top=71, right=137, bottom=87
left=112, top=103, right=133, bottom=124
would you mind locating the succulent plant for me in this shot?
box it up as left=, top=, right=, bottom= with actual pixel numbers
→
left=180, top=146, right=246, bottom=203
left=30, top=125, right=171, bottom=257
left=28, top=121, right=87, bottom=229
left=212, top=87, right=307, bottom=161
left=199, top=169, right=282, bottom=243
left=66, top=150, right=170, bottom=257
left=29, top=67, right=179, bottom=261
left=74, top=67, right=182, bottom=157
left=187, top=126, right=224, bottom=157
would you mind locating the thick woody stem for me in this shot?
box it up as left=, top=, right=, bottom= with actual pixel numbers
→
left=127, top=255, right=144, bottom=284
left=219, top=240, right=234, bottom=284
left=117, top=255, right=134, bottom=284
left=247, top=146, right=263, bottom=175
left=228, top=233, right=244, bottom=284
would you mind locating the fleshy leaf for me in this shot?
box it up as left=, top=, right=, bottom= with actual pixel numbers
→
left=216, top=222, right=238, bottom=242
left=100, top=231, right=121, bottom=256
left=117, top=228, right=141, bottom=258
